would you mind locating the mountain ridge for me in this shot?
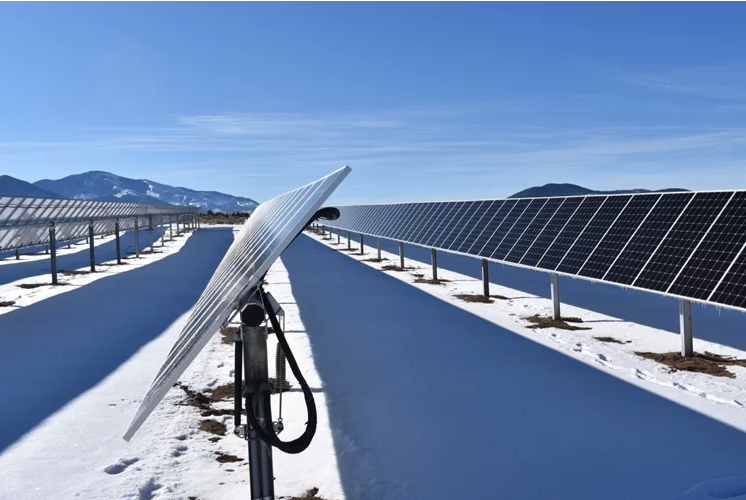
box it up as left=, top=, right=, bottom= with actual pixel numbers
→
left=509, top=183, right=688, bottom=198
left=32, top=171, right=258, bottom=213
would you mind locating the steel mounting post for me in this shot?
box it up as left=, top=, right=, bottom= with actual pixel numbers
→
left=377, top=238, right=381, bottom=260
left=399, top=242, right=405, bottom=269
left=360, top=234, right=364, bottom=255
left=551, top=273, right=561, bottom=320
left=431, top=249, right=438, bottom=280
left=88, top=221, right=95, bottom=272
left=49, top=224, right=57, bottom=285
left=115, top=220, right=121, bottom=264
left=134, top=217, right=140, bottom=258
left=680, top=299, right=693, bottom=357
left=482, top=259, right=489, bottom=298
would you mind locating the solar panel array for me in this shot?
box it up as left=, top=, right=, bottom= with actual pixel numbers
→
left=124, top=166, right=350, bottom=440
left=0, top=195, right=200, bottom=251
left=323, top=190, right=746, bottom=312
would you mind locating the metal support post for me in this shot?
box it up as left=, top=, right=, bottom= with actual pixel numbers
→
left=88, top=222, right=95, bottom=272
left=177, top=221, right=181, bottom=234
left=49, top=224, right=57, bottom=285
left=337, top=232, right=340, bottom=244
left=45, top=244, right=49, bottom=255
left=680, top=299, right=693, bottom=357
left=377, top=238, right=381, bottom=260
left=431, top=248, right=438, bottom=280
left=115, top=220, right=121, bottom=264
left=347, top=231, right=351, bottom=250
left=399, top=242, right=405, bottom=269
left=240, top=302, right=275, bottom=500
left=482, top=259, right=490, bottom=297
left=134, top=217, right=140, bottom=258
left=169, top=223, right=173, bottom=241
left=551, top=273, right=561, bottom=320
left=360, top=234, right=364, bottom=255
left=148, top=215, right=154, bottom=252
left=161, top=223, right=165, bottom=247
left=15, top=248, right=19, bottom=260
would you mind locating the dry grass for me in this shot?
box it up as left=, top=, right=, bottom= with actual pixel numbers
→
left=289, top=487, right=327, bottom=500
left=16, top=282, right=65, bottom=289
left=60, top=270, right=92, bottom=276
left=635, top=351, right=746, bottom=378
left=381, top=265, right=416, bottom=272
left=198, top=419, right=226, bottom=436
left=524, top=314, right=590, bottom=331
left=0, top=300, right=16, bottom=307
left=595, top=336, right=631, bottom=345
left=362, top=257, right=388, bottom=263
left=454, top=293, right=510, bottom=304
left=215, top=451, right=243, bottom=463
left=220, top=326, right=238, bottom=345
left=414, top=278, right=451, bottom=285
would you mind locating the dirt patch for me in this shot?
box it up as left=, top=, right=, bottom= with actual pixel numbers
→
left=337, top=247, right=359, bottom=253
left=0, top=300, right=16, bottom=307
left=453, top=293, right=510, bottom=304
left=524, top=314, right=590, bottom=331
left=220, top=326, right=238, bottom=345
left=635, top=351, right=746, bottom=378
left=595, top=336, right=631, bottom=344
left=208, top=437, right=221, bottom=443
left=140, top=249, right=162, bottom=255
left=414, top=278, right=451, bottom=285
left=16, top=282, right=66, bottom=289
left=176, top=383, right=213, bottom=412
left=362, top=257, right=388, bottom=263
left=198, top=419, right=227, bottom=436
left=60, top=270, right=93, bottom=276
left=215, top=451, right=243, bottom=463
left=290, top=488, right=327, bottom=500
left=381, top=265, right=416, bottom=272
left=269, top=377, right=293, bottom=393
left=209, top=383, right=234, bottom=401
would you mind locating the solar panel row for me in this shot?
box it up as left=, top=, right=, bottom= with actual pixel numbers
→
left=0, top=195, right=199, bottom=251
left=124, top=166, right=350, bottom=440
left=323, top=191, right=746, bottom=311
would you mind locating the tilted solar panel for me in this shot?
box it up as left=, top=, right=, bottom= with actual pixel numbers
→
left=323, top=190, right=746, bottom=312
left=123, top=166, right=350, bottom=440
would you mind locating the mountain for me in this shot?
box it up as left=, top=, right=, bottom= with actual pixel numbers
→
left=0, top=175, right=61, bottom=198
left=509, top=183, right=688, bottom=198
left=34, top=171, right=258, bottom=213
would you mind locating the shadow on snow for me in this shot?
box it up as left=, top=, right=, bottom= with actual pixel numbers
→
left=0, top=228, right=169, bottom=287
left=283, top=234, right=746, bottom=500
left=0, top=227, right=232, bottom=452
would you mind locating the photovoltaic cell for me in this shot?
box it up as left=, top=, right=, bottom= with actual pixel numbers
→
left=456, top=201, right=499, bottom=253
left=491, top=198, right=547, bottom=261
left=124, top=166, right=350, bottom=441
left=536, top=196, right=605, bottom=271
left=465, top=200, right=512, bottom=254
left=433, top=202, right=470, bottom=248
left=710, top=250, right=746, bottom=309
left=421, top=202, right=459, bottom=247
left=519, top=197, right=582, bottom=268
left=634, top=192, right=732, bottom=292
left=504, top=198, right=564, bottom=263
left=669, top=191, right=746, bottom=300
left=479, top=199, right=530, bottom=257
left=579, top=194, right=659, bottom=280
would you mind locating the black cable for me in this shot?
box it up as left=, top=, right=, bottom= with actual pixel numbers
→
left=243, top=288, right=317, bottom=454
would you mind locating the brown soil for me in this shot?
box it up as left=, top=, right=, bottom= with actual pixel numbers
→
left=209, top=383, right=234, bottom=401
left=381, top=265, right=416, bottom=272
left=16, top=282, right=66, bottom=289
left=362, top=257, right=388, bottom=263
left=60, top=270, right=92, bottom=276
left=524, top=314, right=590, bottom=331
left=414, top=278, right=451, bottom=285
left=176, top=383, right=213, bottom=412
left=0, top=301, right=16, bottom=307
left=140, top=249, right=162, bottom=254
left=454, top=293, right=510, bottom=304
left=215, top=452, right=243, bottom=463
left=635, top=351, right=746, bottom=378
left=269, top=377, right=293, bottom=393
left=290, top=488, right=327, bottom=500
left=337, top=247, right=359, bottom=253
left=198, top=419, right=226, bottom=436
left=595, top=336, right=631, bottom=345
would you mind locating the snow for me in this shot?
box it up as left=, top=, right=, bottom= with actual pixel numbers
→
left=5, top=227, right=746, bottom=499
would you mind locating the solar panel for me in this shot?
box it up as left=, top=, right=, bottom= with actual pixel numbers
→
left=123, top=166, right=350, bottom=440
left=323, top=189, right=746, bottom=313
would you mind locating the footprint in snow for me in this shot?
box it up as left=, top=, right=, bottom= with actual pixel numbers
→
left=171, top=445, right=188, bottom=457
left=104, top=457, right=140, bottom=475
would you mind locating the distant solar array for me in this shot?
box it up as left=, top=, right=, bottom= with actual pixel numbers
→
left=0, top=195, right=200, bottom=251
left=124, top=166, right=350, bottom=440
left=323, top=191, right=746, bottom=311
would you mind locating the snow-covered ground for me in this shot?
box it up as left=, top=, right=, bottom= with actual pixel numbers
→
left=5, top=228, right=746, bottom=499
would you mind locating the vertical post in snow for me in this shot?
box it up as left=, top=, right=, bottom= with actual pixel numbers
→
left=170, top=222, right=173, bottom=241
left=377, top=238, right=382, bottom=261
left=88, top=222, right=95, bottom=272
left=551, top=273, right=561, bottom=320
left=399, top=242, right=405, bottom=269
left=347, top=231, right=351, bottom=250
left=49, top=224, right=57, bottom=285
left=360, top=234, right=364, bottom=255
left=45, top=244, right=49, bottom=255
left=15, top=248, right=19, bottom=260
left=482, top=259, right=490, bottom=298
left=148, top=215, right=154, bottom=252
left=431, top=249, right=438, bottom=280
left=115, top=220, right=121, bottom=264
left=135, top=217, right=140, bottom=258
left=337, top=232, right=340, bottom=245
left=680, top=299, right=693, bottom=357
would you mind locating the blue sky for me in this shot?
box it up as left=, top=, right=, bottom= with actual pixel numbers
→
left=1, top=3, right=746, bottom=204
